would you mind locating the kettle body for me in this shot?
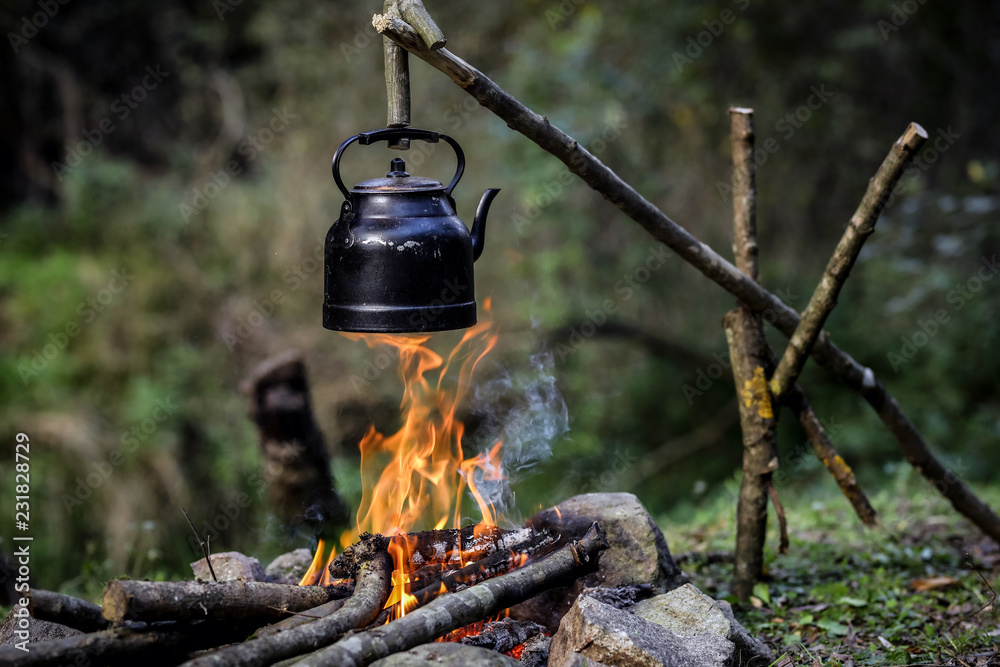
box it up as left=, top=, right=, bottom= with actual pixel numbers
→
left=323, top=128, right=500, bottom=333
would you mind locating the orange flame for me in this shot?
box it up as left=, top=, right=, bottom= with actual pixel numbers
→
left=309, top=300, right=505, bottom=617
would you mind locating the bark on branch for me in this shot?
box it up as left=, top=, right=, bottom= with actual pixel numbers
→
left=725, top=108, right=780, bottom=602
left=769, top=123, right=929, bottom=398
left=180, top=534, right=392, bottom=667
left=374, top=14, right=1000, bottom=545
left=293, top=523, right=609, bottom=667
left=28, top=588, right=108, bottom=633
left=101, top=580, right=353, bottom=624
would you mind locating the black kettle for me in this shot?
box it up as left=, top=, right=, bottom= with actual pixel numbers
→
left=323, top=128, right=500, bottom=333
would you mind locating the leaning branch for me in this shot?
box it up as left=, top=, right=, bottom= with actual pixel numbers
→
left=374, top=14, right=1000, bottom=545
left=769, top=123, right=929, bottom=398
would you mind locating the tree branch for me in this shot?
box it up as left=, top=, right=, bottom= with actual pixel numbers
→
left=768, top=123, right=929, bottom=398
left=374, top=13, right=1000, bottom=545
left=785, top=385, right=878, bottom=526
left=382, top=1, right=410, bottom=144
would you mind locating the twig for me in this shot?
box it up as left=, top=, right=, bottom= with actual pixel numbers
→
left=183, top=508, right=217, bottom=583
left=374, top=13, right=1000, bottom=546
left=181, top=533, right=392, bottom=667
left=396, top=0, right=446, bottom=50
left=784, top=385, right=878, bottom=526
left=292, top=523, right=609, bottom=667
left=764, top=479, right=789, bottom=554
left=769, top=123, right=929, bottom=398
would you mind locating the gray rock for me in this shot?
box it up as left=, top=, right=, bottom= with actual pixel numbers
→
left=631, top=584, right=732, bottom=638
left=715, top=599, right=776, bottom=667
left=191, top=551, right=267, bottom=582
left=630, top=584, right=775, bottom=667
left=512, top=493, right=687, bottom=631
left=0, top=603, right=84, bottom=647
left=549, top=595, right=733, bottom=667
left=264, top=548, right=314, bottom=584
left=370, top=641, right=520, bottom=666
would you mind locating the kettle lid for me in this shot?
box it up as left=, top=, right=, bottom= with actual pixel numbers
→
left=352, top=157, right=445, bottom=193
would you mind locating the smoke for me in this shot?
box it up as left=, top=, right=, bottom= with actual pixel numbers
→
left=464, top=348, right=569, bottom=526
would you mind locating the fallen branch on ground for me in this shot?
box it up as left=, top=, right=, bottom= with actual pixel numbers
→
left=101, top=579, right=353, bottom=624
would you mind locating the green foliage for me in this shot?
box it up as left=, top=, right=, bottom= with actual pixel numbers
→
left=667, top=478, right=1000, bottom=664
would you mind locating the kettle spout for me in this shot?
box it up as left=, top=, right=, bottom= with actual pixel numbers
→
left=471, top=188, right=501, bottom=262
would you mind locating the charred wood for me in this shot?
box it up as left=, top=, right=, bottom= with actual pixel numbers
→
left=294, top=522, right=608, bottom=667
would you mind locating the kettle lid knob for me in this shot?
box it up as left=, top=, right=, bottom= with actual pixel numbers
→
left=388, top=158, right=409, bottom=178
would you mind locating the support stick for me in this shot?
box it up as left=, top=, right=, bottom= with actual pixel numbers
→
left=374, top=14, right=1000, bottom=545
left=382, top=1, right=410, bottom=148
left=769, top=123, right=929, bottom=398
left=725, top=107, right=780, bottom=601
left=786, top=385, right=878, bottom=526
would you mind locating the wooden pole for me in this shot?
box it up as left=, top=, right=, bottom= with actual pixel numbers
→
left=724, top=108, right=780, bottom=601
left=373, top=13, right=1000, bottom=545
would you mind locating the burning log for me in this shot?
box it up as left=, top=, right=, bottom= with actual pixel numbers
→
left=101, top=580, right=353, bottom=624
left=328, top=525, right=535, bottom=576
left=181, top=533, right=392, bottom=667
left=455, top=617, right=546, bottom=654
left=293, top=522, right=608, bottom=667
left=402, top=530, right=555, bottom=613
left=27, top=588, right=109, bottom=633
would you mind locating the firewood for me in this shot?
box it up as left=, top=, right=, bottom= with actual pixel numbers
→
left=328, top=525, right=534, bottom=577
left=101, top=580, right=353, bottom=624
left=28, top=588, right=109, bottom=633
left=181, top=532, right=393, bottom=667
left=456, top=617, right=546, bottom=654
left=294, top=522, right=609, bottom=667
left=403, top=530, right=555, bottom=613
left=253, top=598, right=346, bottom=638
left=0, top=619, right=258, bottom=667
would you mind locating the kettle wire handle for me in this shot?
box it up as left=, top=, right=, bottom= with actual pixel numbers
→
left=331, top=128, right=466, bottom=202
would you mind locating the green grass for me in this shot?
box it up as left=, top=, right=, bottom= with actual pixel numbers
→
left=663, top=470, right=1000, bottom=665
